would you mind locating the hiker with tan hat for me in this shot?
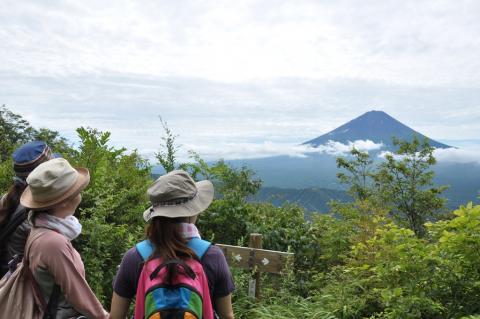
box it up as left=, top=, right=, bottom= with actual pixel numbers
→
left=18, top=158, right=108, bottom=318
left=110, top=170, right=235, bottom=319
left=0, top=141, right=59, bottom=278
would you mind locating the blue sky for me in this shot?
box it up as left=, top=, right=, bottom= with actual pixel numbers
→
left=1, top=0, right=479, bottom=161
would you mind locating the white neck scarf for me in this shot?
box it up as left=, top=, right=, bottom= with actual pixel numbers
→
left=33, top=212, right=82, bottom=241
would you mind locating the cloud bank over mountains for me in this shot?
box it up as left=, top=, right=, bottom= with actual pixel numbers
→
left=1, top=0, right=479, bottom=162
left=178, top=139, right=480, bottom=165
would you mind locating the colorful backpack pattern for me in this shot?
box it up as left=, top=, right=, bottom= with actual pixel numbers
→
left=134, top=238, right=214, bottom=319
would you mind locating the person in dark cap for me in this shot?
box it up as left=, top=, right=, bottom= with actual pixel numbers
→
left=0, top=140, right=58, bottom=277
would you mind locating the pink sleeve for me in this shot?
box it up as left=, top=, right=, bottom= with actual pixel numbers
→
left=41, top=237, right=108, bottom=319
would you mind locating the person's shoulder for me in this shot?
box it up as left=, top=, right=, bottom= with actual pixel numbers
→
left=30, top=228, right=72, bottom=256
left=32, top=227, right=66, bottom=246
left=121, top=245, right=143, bottom=265
left=203, top=244, right=227, bottom=263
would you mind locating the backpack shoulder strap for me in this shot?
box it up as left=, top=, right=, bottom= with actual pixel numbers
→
left=135, top=238, right=211, bottom=262
left=188, top=237, right=211, bottom=260
left=136, top=240, right=154, bottom=261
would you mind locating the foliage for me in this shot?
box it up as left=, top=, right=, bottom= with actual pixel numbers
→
left=155, top=117, right=178, bottom=173
left=375, top=136, right=448, bottom=236
left=178, top=151, right=262, bottom=245
left=0, top=105, right=72, bottom=164
left=0, top=105, right=36, bottom=161
left=337, top=137, right=448, bottom=237
left=0, top=158, right=14, bottom=193
left=72, top=127, right=151, bottom=305
left=1, top=106, right=480, bottom=318
left=337, top=148, right=376, bottom=201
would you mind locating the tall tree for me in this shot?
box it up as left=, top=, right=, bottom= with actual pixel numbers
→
left=155, top=117, right=178, bottom=173
left=0, top=105, right=72, bottom=162
left=336, top=147, right=376, bottom=201
left=0, top=105, right=35, bottom=161
left=375, top=136, right=447, bottom=237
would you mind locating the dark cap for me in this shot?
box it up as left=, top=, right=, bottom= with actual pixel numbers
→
left=12, top=141, right=59, bottom=179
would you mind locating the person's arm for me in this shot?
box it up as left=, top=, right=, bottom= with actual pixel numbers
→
left=215, top=294, right=234, bottom=319
left=204, top=246, right=235, bottom=319
left=110, top=247, right=142, bottom=318
left=43, top=237, right=108, bottom=319
left=109, top=292, right=131, bottom=319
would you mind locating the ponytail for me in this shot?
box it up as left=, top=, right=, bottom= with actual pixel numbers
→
left=146, top=217, right=197, bottom=284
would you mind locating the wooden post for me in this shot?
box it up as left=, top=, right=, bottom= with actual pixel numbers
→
left=249, top=233, right=262, bottom=300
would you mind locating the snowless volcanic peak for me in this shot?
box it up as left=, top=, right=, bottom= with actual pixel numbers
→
left=303, top=110, right=451, bottom=150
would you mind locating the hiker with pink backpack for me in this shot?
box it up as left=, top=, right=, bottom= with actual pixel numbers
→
left=110, top=170, right=235, bottom=319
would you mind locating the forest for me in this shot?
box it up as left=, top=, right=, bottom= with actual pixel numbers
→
left=1, top=105, right=479, bottom=318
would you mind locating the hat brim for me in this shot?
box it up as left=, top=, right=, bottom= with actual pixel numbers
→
left=20, top=167, right=90, bottom=210
left=143, top=180, right=214, bottom=222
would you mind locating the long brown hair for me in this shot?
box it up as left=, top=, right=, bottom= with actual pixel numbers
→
left=0, top=180, right=27, bottom=220
left=146, top=216, right=197, bottom=283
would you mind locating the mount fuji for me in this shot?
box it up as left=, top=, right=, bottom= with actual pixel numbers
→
left=303, top=110, right=451, bottom=150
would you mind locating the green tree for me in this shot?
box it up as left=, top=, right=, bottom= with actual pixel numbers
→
left=336, top=148, right=376, bottom=201
left=33, top=127, right=73, bottom=157
left=0, top=106, right=75, bottom=192
left=0, top=105, right=36, bottom=161
left=72, top=127, right=151, bottom=305
left=155, top=117, right=178, bottom=173
left=180, top=151, right=262, bottom=244
left=375, top=136, right=447, bottom=237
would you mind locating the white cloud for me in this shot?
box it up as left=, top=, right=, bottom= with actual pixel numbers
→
left=1, top=1, right=480, bottom=161
left=180, top=142, right=311, bottom=161
left=1, top=0, right=480, bottom=86
left=170, top=139, right=383, bottom=161
left=308, top=140, right=384, bottom=156
left=433, top=147, right=480, bottom=164
left=378, top=147, right=480, bottom=165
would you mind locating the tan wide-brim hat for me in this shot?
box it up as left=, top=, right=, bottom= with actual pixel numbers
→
left=20, top=158, right=90, bottom=210
left=143, top=170, right=214, bottom=222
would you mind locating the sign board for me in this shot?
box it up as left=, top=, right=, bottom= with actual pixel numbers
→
left=216, top=243, right=293, bottom=274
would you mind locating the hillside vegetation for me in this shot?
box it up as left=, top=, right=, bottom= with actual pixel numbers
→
left=1, top=105, right=479, bottom=318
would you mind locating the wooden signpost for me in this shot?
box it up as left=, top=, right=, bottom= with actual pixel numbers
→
left=216, top=233, right=294, bottom=300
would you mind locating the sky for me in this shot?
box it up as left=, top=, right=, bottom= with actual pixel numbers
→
left=1, top=0, right=480, bottom=162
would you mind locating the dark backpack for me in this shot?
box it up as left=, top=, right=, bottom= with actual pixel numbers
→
left=0, top=204, right=28, bottom=278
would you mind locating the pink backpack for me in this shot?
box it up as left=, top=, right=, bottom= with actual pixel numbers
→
left=134, top=239, right=213, bottom=319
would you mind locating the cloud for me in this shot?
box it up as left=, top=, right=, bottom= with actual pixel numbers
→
left=1, top=72, right=479, bottom=161
left=180, top=142, right=312, bottom=161
left=307, top=140, right=384, bottom=156
left=172, top=139, right=384, bottom=161
left=433, top=147, right=480, bottom=164
left=1, top=1, right=480, bottom=161
left=1, top=0, right=480, bottom=86
left=378, top=147, right=480, bottom=165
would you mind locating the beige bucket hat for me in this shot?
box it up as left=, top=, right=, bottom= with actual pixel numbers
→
left=143, top=170, right=214, bottom=222
left=20, top=158, right=90, bottom=210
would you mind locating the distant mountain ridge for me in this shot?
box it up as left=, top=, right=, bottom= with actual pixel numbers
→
left=250, top=186, right=349, bottom=219
left=303, top=110, right=451, bottom=149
